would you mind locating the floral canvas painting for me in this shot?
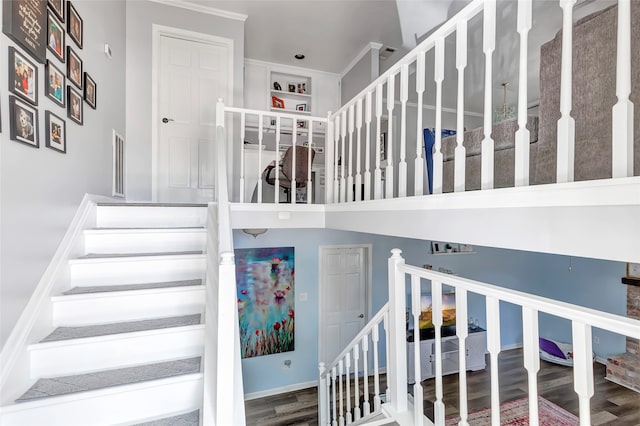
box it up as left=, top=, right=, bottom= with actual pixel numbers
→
left=235, top=247, right=295, bottom=358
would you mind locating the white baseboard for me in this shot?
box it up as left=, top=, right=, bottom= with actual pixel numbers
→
left=244, top=380, right=318, bottom=401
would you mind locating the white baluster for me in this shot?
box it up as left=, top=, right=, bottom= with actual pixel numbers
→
left=486, top=296, right=501, bottom=426
left=326, top=367, right=332, bottom=426
left=334, top=115, right=341, bottom=203
left=332, top=366, right=338, bottom=426
left=482, top=0, right=496, bottom=190
left=399, top=64, right=409, bottom=197
left=411, top=275, right=423, bottom=426
left=353, top=345, right=361, bottom=421
left=345, top=356, right=352, bottom=424
left=514, top=0, right=532, bottom=187
left=325, top=113, right=334, bottom=205
left=433, top=38, right=445, bottom=194
left=339, top=359, right=345, bottom=426
left=239, top=113, right=246, bottom=202
left=347, top=105, right=355, bottom=202
left=456, top=288, right=469, bottom=426
left=572, top=322, right=594, bottom=426
left=319, top=363, right=328, bottom=426
left=291, top=123, right=297, bottom=205
left=364, top=92, right=373, bottom=200
left=612, top=0, right=634, bottom=178
left=432, top=280, right=445, bottom=425
left=383, top=312, right=390, bottom=404
left=355, top=98, right=363, bottom=202
left=307, top=123, right=314, bottom=204
left=341, top=111, right=347, bottom=203
left=556, top=0, right=577, bottom=183
left=387, top=249, right=407, bottom=412
left=522, top=307, right=540, bottom=425
left=374, top=84, right=384, bottom=199
left=455, top=20, right=467, bottom=193
left=415, top=51, right=426, bottom=196
left=385, top=74, right=395, bottom=199
left=258, top=113, right=264, bottom=203
left=364, top=333, right=372, bottom=415
left=275, top=117, right=281, bottom=204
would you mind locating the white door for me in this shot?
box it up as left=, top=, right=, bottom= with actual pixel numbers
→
left=157, top=35, right=229, bottom=203
left=321, top=246, right=367, bottom=363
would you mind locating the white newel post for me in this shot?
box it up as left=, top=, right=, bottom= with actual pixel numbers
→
left=481, top=0, right=496, bottom=190
left=556, top=0, right=577, bottom=183
left=326, top=113, right=335, bottom=204
left=612, top=0, right=634, bottom=178
left=319, top=363, right=328, bottom=426
left=387, top=249, right=408, bottom=413
left=514, top=0, right=532, bottom=187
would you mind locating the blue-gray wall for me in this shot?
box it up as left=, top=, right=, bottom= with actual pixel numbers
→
left=233, top=228, right=627, bottom=395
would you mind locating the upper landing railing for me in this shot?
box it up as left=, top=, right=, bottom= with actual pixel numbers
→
left=220, top=0, right=634, bottom=206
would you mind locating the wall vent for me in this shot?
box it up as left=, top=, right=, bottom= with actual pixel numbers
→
left=112, top=130, right=125, bottom=198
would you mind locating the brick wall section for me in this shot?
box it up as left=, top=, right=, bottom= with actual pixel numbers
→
left=626, top=285, right=640, bottom=354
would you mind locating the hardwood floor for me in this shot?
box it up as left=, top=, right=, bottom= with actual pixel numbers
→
left=245, top=349, right=640, bottom=425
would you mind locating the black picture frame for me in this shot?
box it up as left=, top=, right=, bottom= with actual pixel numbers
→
left=2, top=0, right=47, bottom=63
left=9, top=47, right=38, bottom=106
left=67, top=46, right=82, bottom=89
left=67, top=85, right=83, bottom=125
left=48, top=0, right=64, bottom=22
left=9, top=95, right=39, bottom=148
left=46, top=60, right=65, bottom=107
left=47, top=11, right=65, bottom=63
left=84, top=72, right=96, bottom=109
left=67, top=1, right=82, bottom=49
left=45, top=111, right=66, bottom=153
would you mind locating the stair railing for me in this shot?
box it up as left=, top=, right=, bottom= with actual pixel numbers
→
left=388, top=248, right=640, bottom=426
left=318, top=303, right=390, bottom=426
left=201, top=100, right=246, bottom=426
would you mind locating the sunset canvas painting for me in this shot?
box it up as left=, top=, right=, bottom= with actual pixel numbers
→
left=235, top=247, right=295, bottom=358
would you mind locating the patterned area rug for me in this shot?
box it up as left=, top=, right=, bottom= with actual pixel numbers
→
left=445, top=396, right=579, bottom=425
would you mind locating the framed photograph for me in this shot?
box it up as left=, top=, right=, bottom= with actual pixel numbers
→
left=296, top=103, right=307, bottom=111
left=459, top=244, right=474, bottom=253
left=48, top=0, right=65, bottom=22
left=271, top=95, right=284, bottom=109
left=47, top=12, right=65, bottom=62
left=9, top=96, right=39, bottom=147
left=296, top=120, right=308, bottom=129
left=84, top=72, right=96, bottom=109
left=45, top=111, right=66, bottom=153
left=3, top=0, right=47, bottom=63
left=67, top=2, right=83, bottom=48
left=67, top=46, right=82, bottom=89
left=379, top=132, right=387, bottom=161
left=273, top=81, right=281, bottom=91
left=46, top=60, right=65, bottom=107
left=9, top=47, right=38, bottom=106
left=431, top=241, right=445, bottom=254
left=67, top=86, right=83, bottom=124
left=287, top=82, right=296, bottom=93
left=297, top=82, right=307, bottom=94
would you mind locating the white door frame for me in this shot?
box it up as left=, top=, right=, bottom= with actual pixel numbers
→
left=318, top=244, right=373, bottom=364
left=150, top=24, right=234, bottom=202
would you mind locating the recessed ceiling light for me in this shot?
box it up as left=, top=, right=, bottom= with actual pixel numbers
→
left=294, top=54, right=305, bottom=60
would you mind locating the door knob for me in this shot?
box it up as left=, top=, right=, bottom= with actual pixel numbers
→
left=358, top=314, right=364, bottom=318
left=162, top=117, right=174, bottom=123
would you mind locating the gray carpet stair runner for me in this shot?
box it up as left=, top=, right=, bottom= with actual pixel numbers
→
left=40, top=313, right=202, bottom=342
left=78, top=251, right=203, bottom=259
left=134, top=410, right=200, bottom=426
left=62, top=279, right=202, bottom=295
left=16, top=357, right=201, bottom=403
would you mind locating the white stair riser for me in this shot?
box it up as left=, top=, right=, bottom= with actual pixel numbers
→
left=70, top=257, right=205, bottom=286
left=52, top=288, right=205, bottom=326
left=84, top=230, right=206, bottom=254
left=29, top=327, right=205, bottom=378
left=96, top=206, right=207, bottom=228
left=0, top=376, right=203, bottom=426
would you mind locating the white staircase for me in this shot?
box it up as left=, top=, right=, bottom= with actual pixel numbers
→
left=0, top=203, right=209, bottom=426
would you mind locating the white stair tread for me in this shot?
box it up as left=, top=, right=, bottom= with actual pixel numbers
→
left=62, top=279, right=203, bottom=295
left=133, top=409, right=200, bottom=426
left=41, top=314, right=202, bottom=343
left=78, top=251, right=204, bottom=259
left=15, top=357, right=201, bottom=403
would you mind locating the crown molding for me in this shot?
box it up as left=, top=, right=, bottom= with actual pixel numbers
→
left=147, top=0, right=248, bottom=22
left=340, top=42, right=384, bottom=79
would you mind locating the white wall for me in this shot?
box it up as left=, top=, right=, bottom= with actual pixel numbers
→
left=341, top=50, right=375, bottom=106
left=0, top=0, right=126, bottom=349
left=125, top=1, right=245, bottom=201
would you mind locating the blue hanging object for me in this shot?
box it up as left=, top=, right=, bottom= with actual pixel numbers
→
left=423, top=129, right=435, bottom=194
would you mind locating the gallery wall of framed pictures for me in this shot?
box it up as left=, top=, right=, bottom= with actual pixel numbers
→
left=3, top=0, right=98, bottom=154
